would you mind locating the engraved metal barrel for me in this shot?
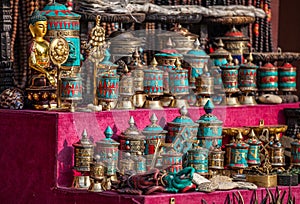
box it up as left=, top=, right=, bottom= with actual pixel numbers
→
left=278, top=63, right=297, bottom=92
left=220, top=64, right=239, bottom=93
left=291, top=140, right=300, bottom=167
left=229, top=143, right=249, bottom=169
left=169, top=68, right=189, bottom=97
left=257, top=63, right=278, bottom=91
left=97, top=72, right=119, bottom=102
left=143, top=68, right=164, bottom=97
left=269, top=146, right=285, bottom=167
left=196, top=100, right=223, bottom=150
left=209, top=150, right=225, bottom=170
left=95, top=126, right=119, bottom=175
left=61, top=75, right=83, bottom=101
left=72, top=130, right=94, bottom=172
left=187, top=147, right=209, bottom=174
left=161, top=149, right=183, bottom=173
left=195, top=76, right=214, bottom=95
left=238, top=63, right=258, bottom=92
left=41, top=2, right=81, bottom=71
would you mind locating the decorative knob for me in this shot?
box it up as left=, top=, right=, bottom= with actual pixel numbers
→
left=180, top=106, right=188, bottom=117
left=204, top=99, right=214, bottom=114
left=104, top=126, right=113, bottom=139
left=193, top=38, right=200, bottom=49
left=150, top=113, right=158, bottom=125
left=151, top=57, right=158, bottom=68
left=80, top=129, right=91, bottom=145
left=129, top=116, right=135, bottom=128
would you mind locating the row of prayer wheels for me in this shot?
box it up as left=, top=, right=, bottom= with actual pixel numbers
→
left=71, top=105, right=300, bottom=190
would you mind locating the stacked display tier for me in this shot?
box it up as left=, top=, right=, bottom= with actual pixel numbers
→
left=0, top=103, right=300, bottom=203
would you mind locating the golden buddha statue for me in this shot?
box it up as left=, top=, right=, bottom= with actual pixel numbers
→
left=28, top=10, right=56, bottom=87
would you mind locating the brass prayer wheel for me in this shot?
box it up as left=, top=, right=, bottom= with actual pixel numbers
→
left=119, top=152, right=135, bottom=175
left=72, top=129, right=94, bottom=172
left=209, top=147, right=225, bottom=170
left=95, top=126, right=119, bottom=176
left=118, top=116, right=145, bottom=157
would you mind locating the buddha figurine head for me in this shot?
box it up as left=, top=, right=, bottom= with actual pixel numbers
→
left=29, top=10, right=48, bottom=41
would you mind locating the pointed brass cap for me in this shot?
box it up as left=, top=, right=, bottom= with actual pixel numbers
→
left=150, top=113, right=158, bottom=125
left=227, top=54, right=234, bottom=65
left=193, top=38, right=201, bottom=49
left=151, top=57, right=158, bottom=68
left=216, top=38, right=225, bottom=48
left=180, top=106, right=188, bottom=117
left=166, top=37, right=174, bottom=48
left=175, top=58, right=182, bottom=69
left=236, top=131, right=243, bottom=142
left=247, top=53, right=253, bottom=63
left=129, top=116, right=135, bottom=128
left=133, top=47, right=140, bottom=58
left=249, top=129, right=256, bottom=139
left=80, top=129, right=91, bottom=145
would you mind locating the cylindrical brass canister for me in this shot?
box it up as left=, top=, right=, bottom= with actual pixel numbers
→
left=143, top=59, right=164, bottom=97
left=291, top=139, right=300, bottom=167
left=119, top=152, right=135, bottom=175
left=119, top=72, right=134, bottom=97
left=238, top=60, right=258, bottom=92
left=257, top=62, right=278, bottom=92
left=118, top=116, right=145, bottom=158
left=90, top=160, right=106, bottom=181
left=169, top=68, right=189, bottom=97
left=142, top=113, right=167, bottom=155
left=278, top=62, right=297, bottom=92
left=187, top=145, right=209, bottom=174
left=41, top=2, right=81, bottom=71
left=195, top=75, right=214, bottom=95
left=196, top=100, right=223, bottom=150
left=97, top=71, right=120, bottom=103
left=161, top=149, right=183, bottom=173
left=268, top=145, right=285, bottom=168
left=72, top=129, right=94, bottom=172
left=209, top=149, right=225, bottom=170
left=95, top=126, right=119, bottom=176
left=61, top=75, right=83, bottom=101
left=128, top=49, right=146, bottom=93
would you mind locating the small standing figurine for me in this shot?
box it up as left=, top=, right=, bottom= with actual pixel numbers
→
left=28, top=10, right=56, bottom=87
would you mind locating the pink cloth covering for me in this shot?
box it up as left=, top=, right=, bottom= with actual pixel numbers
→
left=0, top=103, right=299, bottom=203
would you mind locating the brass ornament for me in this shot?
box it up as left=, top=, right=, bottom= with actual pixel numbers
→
left=49, top=37, right=70, bottom=108
left=49, top=37, right=70, bottom=66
